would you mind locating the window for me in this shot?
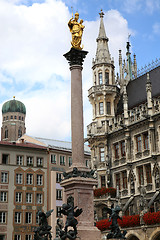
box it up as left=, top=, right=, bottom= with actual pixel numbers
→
left=101, top=176, right=106, bottom=188
left=143, top=132, right=149, bottom=150
left=15, top=192, right=22, bottom=203
left=68, top=157, right=72, bottom=167
left=99, top=147, right=105, bottom=162
left=60, top=156, right=65, bottom=165
left=121, top=141, right=126, bottom=157
left=56, top=173, right=62, bottom=183
left=14, top=116, right=17, bottom=119
left=102, top=207, right=108, bottom=219
left=11, top=115, right=13, bottom=119
left=36, top=193, right=42, bottom=204
left=145, top=164, right=152, bottom=184
left=19, top=116, right=21, bottom=120
left=27, top=157, right=33, bottom=166
left=1, top=172, right=8, bottom=183
left=114, top=143, right=119, bottom=159
left=37, top=158, right=43, bottom=167
left=36, top=212, right=39, bottom=224
left=0, top=192, right=7, bottom=202
left=15, top=212, right=21, bottom=224
left=94, top=74, right=96, bottom=84
left=26, top=193, right=32, bottom=203
left=14, top=235, right=21, bottom=240
left=122, top=171, right=127, bottom=189
left=56, top=207, right=62, bottom=218
left=26, top=174, right=33, bottom=185
left=99, top=102, right=104, bottom=115
left=16, top=174, right=23, bottom=184
left=18, top=128, right=22, bottom=138
left=25, top=212, right=32, bottom=224
left=107, top=102, right=111, bottom=114
left=37, top=175, right=43, bottom=185
left=86, top=160, right=89, bottom=167
left=105, top=72, right=109, bottom=84
left=51, top=154, right=56, bottom=164
left=136, top=135, right=142, bottom=152
left=56, top=189, right=62, bottom=200
left=116, top=173, right=121, bottom=190
left=0, top=212, right=6, bottom=223
left=138, top=166, right=144, bottom=185
left=3, top=117, right=5, bottom=121
left=2, top=154, right=9, bottom=164
left=17, top=156, right=23, bottom=165
left=98, top=72, right=103, bottom=85
left=5, top=128, right=8, bottom=139
left=25, top=235, right=32, bottom=240
left=6, top=116, right=8, bottom=120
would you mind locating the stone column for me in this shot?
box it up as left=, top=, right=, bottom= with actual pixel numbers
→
left=63, top=48, right=101, bottom=240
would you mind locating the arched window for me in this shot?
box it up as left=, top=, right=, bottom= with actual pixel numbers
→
left=98, top=72, right=103, bottom=85
left=18, top=128, right=22, bottom=138
left=105, top=72, right=109, bottom=84
left=5, top=127, right=8, bottom=139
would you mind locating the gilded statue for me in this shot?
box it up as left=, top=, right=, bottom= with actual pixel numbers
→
left=68, top=12, right=85, bottom=50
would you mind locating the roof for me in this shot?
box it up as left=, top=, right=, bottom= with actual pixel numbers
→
left=17, top=134, right=91, bottom=155
left=117, top=65, right=160, bottom=114
left=0, top=141, right=47, bottom=150
left=2, top=98, right=26, bottom=114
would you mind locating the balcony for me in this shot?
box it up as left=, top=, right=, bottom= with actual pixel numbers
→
left=88, top=84, right=119, bottom=97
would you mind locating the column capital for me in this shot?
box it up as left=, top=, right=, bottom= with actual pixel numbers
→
left=64, top=48, right=88, bottom=66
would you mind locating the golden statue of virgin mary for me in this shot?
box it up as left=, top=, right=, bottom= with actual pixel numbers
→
left=68, top=12, right=85, bottom=50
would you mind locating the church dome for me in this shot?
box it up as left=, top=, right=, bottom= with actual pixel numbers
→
left=2, top=97, right=26, bottom=114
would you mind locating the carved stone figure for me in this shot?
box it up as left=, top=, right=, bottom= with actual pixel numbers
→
left=33, top=210, right=53, bottom=240
left=57, top=196, right=82, bottom=240
left=106, top=204, right=127, bottom=239
left=68, top=12, right=85, bottom=50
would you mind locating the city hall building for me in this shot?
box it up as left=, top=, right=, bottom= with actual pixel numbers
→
left=87, top=11, right=160, bottom=240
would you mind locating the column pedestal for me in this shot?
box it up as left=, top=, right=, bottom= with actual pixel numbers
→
left=61, top=177, right=101, bottom=240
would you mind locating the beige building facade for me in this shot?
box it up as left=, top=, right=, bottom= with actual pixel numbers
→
left=87, top=11, right=160, bottom=240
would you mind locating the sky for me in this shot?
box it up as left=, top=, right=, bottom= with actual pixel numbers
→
left=0, top=0, right=159, bottom=141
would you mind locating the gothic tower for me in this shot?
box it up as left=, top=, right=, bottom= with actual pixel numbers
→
left=87, top=11, right=120, bottom=187
left=1, top=97, right=26, bottom=142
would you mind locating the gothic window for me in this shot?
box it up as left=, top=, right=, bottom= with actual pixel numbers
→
left=116, top=173, right=121, bottom=190
left=145, top=164, right=152, bottom=183
left=143, top=132, right=149, bottom=150
left=114, top=143, right=119, bottom=159
left=98, top=72, right=103, bottom=85
left=107, top=102, right=111, bottom=114
left=121, top=141, right=126, bottom=157
left=105, top=72, right=109, bottom=84
left=136, top=135, right=142, bottom=152
left=122, top=171, right=127, bottom=189
left=102, top=207, right=108, bottom=219
left=101, top=176, right=106, bottom=188
left=99, top=147, right=104, bottom=162
left=138, top=166, right=144, bottom=185
left=99, top=102, right=104, bottom=115
left=5, top=128, right=8, bottom=139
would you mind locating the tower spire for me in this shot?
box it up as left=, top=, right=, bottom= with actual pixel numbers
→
left=94, top=10, right=111, bottom=65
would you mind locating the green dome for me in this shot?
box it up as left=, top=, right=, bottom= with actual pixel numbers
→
left=2, top=98, right=26, bottom=114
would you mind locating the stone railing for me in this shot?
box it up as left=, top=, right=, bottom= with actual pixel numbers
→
left=87, top=121, right=107, bottom=136
left=153, top=98, right=160, bottom=114
left=88, top=84, right=118, bottom=96
left=108, top=114, right=124, bottom=133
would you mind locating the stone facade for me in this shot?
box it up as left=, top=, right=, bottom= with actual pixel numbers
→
left=87, top=11, right=160, bottom=240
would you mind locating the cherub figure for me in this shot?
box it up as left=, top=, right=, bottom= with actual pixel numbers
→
left=34, top=209, right=54, bottom=240
left=58, top=196, right=82, bottom=240
left=106, top=204, right=127, bottom=239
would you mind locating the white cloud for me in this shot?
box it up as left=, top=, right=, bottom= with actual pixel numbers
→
left=153, top=22, right=160, bottom=35
left=0, top=1, right=132, bottom=140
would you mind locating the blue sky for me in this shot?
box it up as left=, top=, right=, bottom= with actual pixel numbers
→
left=0, top=0, right=159, bottom=141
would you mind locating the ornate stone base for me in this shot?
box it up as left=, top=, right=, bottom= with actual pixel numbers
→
left=61, top=176, right=101, bottom=240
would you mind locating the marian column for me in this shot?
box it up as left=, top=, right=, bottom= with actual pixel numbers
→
left=61, top=12, right=101, bottom=240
